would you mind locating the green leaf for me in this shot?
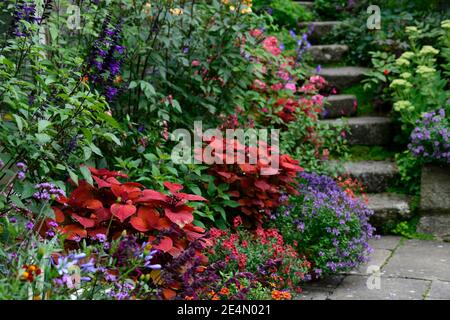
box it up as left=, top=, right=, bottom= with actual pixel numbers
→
left=68, top=169, right=79, bottom=185
left=37, top=120, right=52, bottom=133
left=103, top=133, right=122, bottom=146
left=12, top=114, right=24, bottom=133
left=10, top=195, right=27, bottom=210
left=80, top=166, right=93, bottom=186
left=35, top=133, right=51, bottom=145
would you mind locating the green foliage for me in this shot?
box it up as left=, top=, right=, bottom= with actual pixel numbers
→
left=253, top=0, right=312, bottom=28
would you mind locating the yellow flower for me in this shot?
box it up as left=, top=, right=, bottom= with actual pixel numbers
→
left=400, top=72, right=412, bottom=79
left=170, top=8, right=183, bottom=15
left=241, top=7, right=252, bottom=14
left=390, top=79, right=412, bottom=88
left=405, top=26, right=418, bottom=33
left=221, top=0, right=230, bottom=4
left=399, top=51, right=414, bottom=60
left=441, top=20, right=450, bottom=29
left=395, top=58, right=410, bottom=66
left=393, top=100, right=413, bottom=112
left=419, top=46, right=439, bottom=56
left=229, top=5, right=236, bottom=12
left=416, top=65, right=436, bottom=75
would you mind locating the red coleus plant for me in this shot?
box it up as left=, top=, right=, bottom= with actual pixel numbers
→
left=43, top=167, right=208, bottom=257
left=198, top=136, right=303, bottom=223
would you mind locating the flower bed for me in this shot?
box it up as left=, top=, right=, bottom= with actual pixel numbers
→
left=0, top=0, right=374, bottom=300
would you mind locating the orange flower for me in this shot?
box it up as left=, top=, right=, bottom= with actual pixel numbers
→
left=219, top=287, right=230, bottom=296
left=81, top=75, right=89, bottom=83
left=211, top=295, right=220, bottom=300
left=184, top=296, right=194, bottom=300
left=271, top=290, right=292, bottom=300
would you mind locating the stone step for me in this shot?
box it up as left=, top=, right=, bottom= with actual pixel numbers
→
left=295, top=1, right=314, bottom=10
left=321, top=94, right=357, bottom=119
left=318, top=66, right=369, bottom=89
left=308, top=44, right=349, bottom=63
left=365, top=193, right=414, bottom=227
left=321, top=116, right=393, bottom=145
left=331, top=160, right=399, bottom=193
left=298, top=21, right=342, bottom=43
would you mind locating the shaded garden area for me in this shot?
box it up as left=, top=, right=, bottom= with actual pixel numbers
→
left=0, top=0, right=448, bottom=300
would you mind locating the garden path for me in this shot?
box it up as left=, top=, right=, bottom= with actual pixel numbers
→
left=295, top=1, right=450, bottom=300
left=299, top=236, right=450, bottom=300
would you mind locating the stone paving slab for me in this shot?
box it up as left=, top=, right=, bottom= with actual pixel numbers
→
left=368, top=235, right=401, bottom=251
left=426, top=280, right=450, bottom=300
left=346, top=249, right=392, bottom=276
left=382, top=239, right=450, bottom=282
left=328, top=275, right=429, bottom=300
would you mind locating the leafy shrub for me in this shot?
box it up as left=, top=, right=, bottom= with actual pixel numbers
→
left=253, top=0, right=312, bottom=28
left=204, top=136, right=303, bottom=224
left=44, top=167, right=207, bottom=257
left=270, top=172, right=376, bottom=277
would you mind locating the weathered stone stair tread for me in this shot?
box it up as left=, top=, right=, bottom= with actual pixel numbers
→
left=318, top=66, right=369, bottom=89
left=295, top=1, right=314, bottom=9
left=331, top=160, right=399, bottom=193
left=365, top=193, right=414, bottom=227
left=321, top=94, right=357, bottom=119
left=308, top=44, right=349, bottom=63
left=298, top=21, right=342, bottom=43
left=321, top=116, right=393, bottom=145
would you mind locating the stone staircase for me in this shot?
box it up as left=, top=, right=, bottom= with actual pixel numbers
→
left=295, top=0, right=413, bottom=229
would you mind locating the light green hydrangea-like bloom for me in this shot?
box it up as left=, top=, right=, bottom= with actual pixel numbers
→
left=396, top=58, right=410, bottom=66
left=405, top=26, right=419, bottom=34
left=400, top=72, right=412, bottom=79
left=393, top=100, right=413, bottom=112
left=416, top=65, right=436, bottom=75
left=400, top=51, right=414, bottom=60
left=419, top=46, right=439, bottom=56
left=442, top=20, right=450, bottom=29
left=390, top=79, right=412, bottom=88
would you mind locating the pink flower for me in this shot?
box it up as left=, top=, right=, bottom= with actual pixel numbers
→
left=309, top=75, right=326, bottom=88
left=250, top=29, right=263, bottom=38
left=285, top=83, right=296, bottom=92
left=271, top=83, right=284, bottom=91
left=311, top=94, right=324, bottom=106
left=299, top=83, right=316, bottom=94
left=252, top=79, right=267, bottom=91
left=191, top=60, right=200, bottom=67
left=276, top=70, right=290, bottom=81
left=263, top=36, right=281, bottom=56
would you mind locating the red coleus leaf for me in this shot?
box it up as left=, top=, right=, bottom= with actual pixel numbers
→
left=110, top=203, right=137, bottom=222
left=254, top=180, right=272, bottom=192
left=176, top=192, right=207, bottom=202
left=130, top=206, right=160, bottom=232
left=164, top=205, right=194, bottom=228
left=111, top=183, right=142, bottom=200
left=94, top=207, right=111, bottom=223
left=153, top=236, right=173, bottom=252
left=93, top=175, right=113, bottom=189
left=62, top=224, right=88, bottom=240
left=52, top=207, right=66, bottom=224
left=82, top=199, right=103, bottom=210
left=71, top=213, right=95, bottom=228
left=239, top=163, right=258, bottom=174
left=163, top=181, right=184, bottom=193
left=137, top=189, right=167, bottom=203
left=88, top=166, right=128, bottom=179
left=162, top=288, right=176, bottom=300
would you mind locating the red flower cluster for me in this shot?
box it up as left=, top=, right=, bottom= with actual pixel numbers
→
left=42, top=167, right=207, bottom=256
